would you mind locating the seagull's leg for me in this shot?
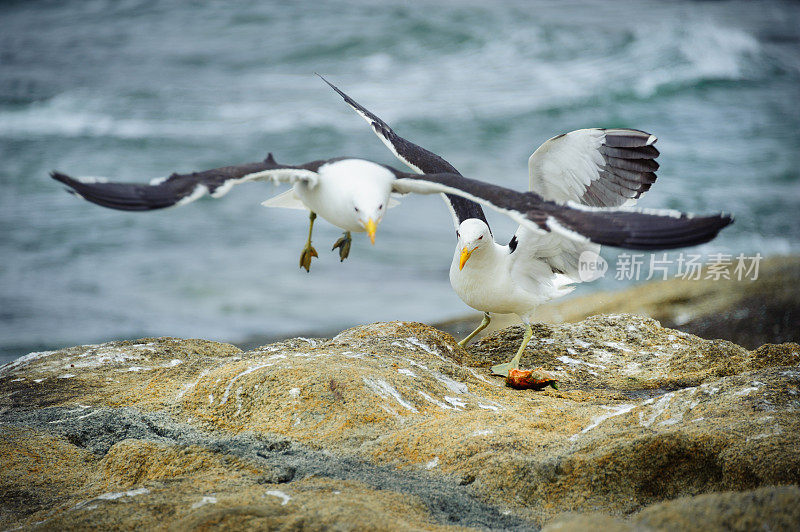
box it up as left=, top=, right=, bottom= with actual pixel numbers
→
left=331, top=231, right=352, bottom=262
left=491, top=321, right=533, bottom=377
left=299, top=211, right=319, bottom=272
left=458, top=312, right=491, bottom=347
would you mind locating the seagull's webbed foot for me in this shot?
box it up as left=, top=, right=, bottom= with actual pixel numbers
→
left=458, top=312, right=491, bottom=347
left=331, top=231, right=352, bottom=262
left=491, top=322, right=533, bottom=377
left=299, top=244, right=318, bottom=272
left=299, top=211, right=318, bottom=273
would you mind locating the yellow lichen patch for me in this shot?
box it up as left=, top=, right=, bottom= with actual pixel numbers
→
left=93, top=440, right=260, bottom=491
left=0, top=426, right=99, bottom=529
left=172, top=477, right=467, bottom=532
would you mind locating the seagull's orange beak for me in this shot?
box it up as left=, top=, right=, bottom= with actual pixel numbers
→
left=459, top=247, right=472, bottom=270
left=365, top=218, right=377, bottom=245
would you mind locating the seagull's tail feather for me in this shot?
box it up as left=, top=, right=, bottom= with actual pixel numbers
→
left=50, top=171, right=195, bottom=211
left=546, top=205, right=734, bottom=250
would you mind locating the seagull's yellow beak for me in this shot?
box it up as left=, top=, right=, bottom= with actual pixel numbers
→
left=365, top=218, right=377, bottom=245
left=459, top=247, right=472, bottom=270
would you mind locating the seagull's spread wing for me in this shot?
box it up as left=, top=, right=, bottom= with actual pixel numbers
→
left=520, top=128, right=660, bottom=279
left=50, top=154, right=324, bottom=211
left=392, top=172, right=732, bottom=250
left=318, top=74, right=489, bottom=229
left=529, top=128, right=659, bottom=207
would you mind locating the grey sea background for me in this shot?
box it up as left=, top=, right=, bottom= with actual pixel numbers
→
left=1, top=0, right=799, bottom=364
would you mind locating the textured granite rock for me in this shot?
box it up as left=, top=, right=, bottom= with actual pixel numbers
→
left=1, top=317, right=798, bottom=530
left=543, top=486, right=800, bottom=531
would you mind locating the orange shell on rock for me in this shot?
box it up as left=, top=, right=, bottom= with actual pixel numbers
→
left=506, top=368, right=558, bottom=390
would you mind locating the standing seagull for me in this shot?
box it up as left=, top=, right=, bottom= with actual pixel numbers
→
left=320, top=76, right=712, bottom=376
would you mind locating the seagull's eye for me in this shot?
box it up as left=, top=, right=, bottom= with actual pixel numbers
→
left=378, top=204, right=383, bottom=210
left=478, top=235, right=483, bottom=240
left=456, top=231, right=460, bottom=238
left=354, top=207, right=359, bottom=213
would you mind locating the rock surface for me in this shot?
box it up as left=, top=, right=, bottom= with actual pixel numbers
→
left=1, top=316, right=799, bottom=530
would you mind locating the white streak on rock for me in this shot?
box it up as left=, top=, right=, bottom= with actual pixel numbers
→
left=220, top=363, right=272, bottom=405
left=97, top=488, right=150, bottom=500
left=0, top=349, right=61, bottom=377
left=406, top=337, right=449, bottom=362
left=433, top=372, right=468, bottom=395
left=191, top=496, right=217, bottom=509
left=639, top=392, right=676, bottom=426
left=603, top=341, right=633, bottom=352
left=557, top=355, right=605, bottom=369
left=297, top=337, right=318, bottom=347
left=418, top=391, right=453, bottom=410
left=444, top=396, right=467, bottom=409
left=176, top=369, right=210, bottom=400
left=265, top=490, right=291, bottom=506
left=466, top=368, right=499, bottom=387
left=363, top=377, right=418, bottom=412
left=571, top=404, right=636, bottom=441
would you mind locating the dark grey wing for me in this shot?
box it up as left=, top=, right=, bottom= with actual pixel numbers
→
left=392, top=172, right=733, bottom=250
left=50, top=154, right=322, bottom=211
left=529, top=128, right=659, bottom=208
left=318, top=74, right=489, bottom=229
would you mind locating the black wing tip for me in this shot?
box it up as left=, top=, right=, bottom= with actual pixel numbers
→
left=315, top=73, right=348, bottom=99
left=719, top=212, right=735, bottom=227
left=633, top=211, right=734, bottom=249
left=316, top=73, right=390, bottom=129
left=315, top=72, right=332, bottom=86
left=50, top=170, right=73, bottom=184
left=549, top=205, right=735, bottom=251
left=50, top=170, right=81, bottom=194
left=602, top=128, right=658, bottom=148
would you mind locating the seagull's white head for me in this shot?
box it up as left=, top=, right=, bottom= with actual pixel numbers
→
left=352, top=190, right=387, bottom=245
left=319, top=159, right=394, bottom=244
left=456, top=219, right=491, bottom=270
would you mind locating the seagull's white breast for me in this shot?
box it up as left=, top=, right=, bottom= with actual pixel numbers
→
left=449, top=242, right=573, bottom=319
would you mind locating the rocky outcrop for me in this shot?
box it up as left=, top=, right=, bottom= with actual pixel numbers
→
left=1, top=317, right=798, bottom=530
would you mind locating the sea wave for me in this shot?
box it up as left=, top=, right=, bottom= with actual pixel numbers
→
left=0, top=17, right=768, bottom=141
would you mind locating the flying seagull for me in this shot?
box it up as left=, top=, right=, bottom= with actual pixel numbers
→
left=320, top=75, right=729, bottom=376
left=52, top=156, right=392, bottom=271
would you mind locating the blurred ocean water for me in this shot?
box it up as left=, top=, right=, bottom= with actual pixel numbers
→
left=1, top=0, right=799, bottom=362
